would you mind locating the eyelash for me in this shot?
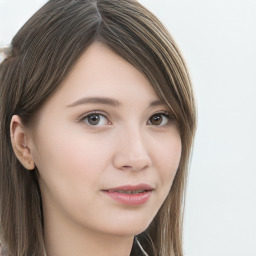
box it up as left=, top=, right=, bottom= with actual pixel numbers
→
left=79, top=111, right=111, bottom=126
left=79, top=111, right=174, bottom=127
left=147, top=111, right=174, bottom=126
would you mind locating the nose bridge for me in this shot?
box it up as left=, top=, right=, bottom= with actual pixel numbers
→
left=124, top=125, right=146, bottom=155
left=113, top=123, right=152, bottom=171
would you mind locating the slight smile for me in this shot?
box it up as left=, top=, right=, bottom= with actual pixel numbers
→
left=102, top=184, right=154, bottom=206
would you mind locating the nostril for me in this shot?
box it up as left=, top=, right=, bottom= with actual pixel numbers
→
left=113, top=149, right=152, bottom=171
left=120, top=162, right=150, bottom=171
left=121, top=165, right=132, bottom=170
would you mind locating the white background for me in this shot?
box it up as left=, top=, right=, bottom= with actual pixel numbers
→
left=1, top=0, right=256, bottom=255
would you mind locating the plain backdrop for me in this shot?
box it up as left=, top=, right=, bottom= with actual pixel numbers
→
left=1, top=0, right=256, bottom=255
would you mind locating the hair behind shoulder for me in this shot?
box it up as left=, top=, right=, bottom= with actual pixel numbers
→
left=0, top=1, right=196, bottom=255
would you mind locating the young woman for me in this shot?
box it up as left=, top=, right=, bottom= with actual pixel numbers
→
left=0, top=0, right=196, bottom=255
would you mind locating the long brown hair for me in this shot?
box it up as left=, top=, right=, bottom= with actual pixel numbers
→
left=0, top=0, right=196, bottom=255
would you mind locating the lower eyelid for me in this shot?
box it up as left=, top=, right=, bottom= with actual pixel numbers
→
left=77, top=111, right=111, bottom=125
left=147, top=112, right=175, bottom=126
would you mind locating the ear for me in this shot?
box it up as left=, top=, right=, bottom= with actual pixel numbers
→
left=10, top=115, right=35, bottom=170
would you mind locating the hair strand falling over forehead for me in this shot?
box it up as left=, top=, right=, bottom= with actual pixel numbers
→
left=0, top=0, right=196, bottom=255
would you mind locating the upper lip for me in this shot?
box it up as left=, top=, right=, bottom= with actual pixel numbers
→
left=102, top=184, right=154, bottom=192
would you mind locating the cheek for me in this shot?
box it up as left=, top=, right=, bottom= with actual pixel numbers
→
left=32, top=125, right=116, bottom=196
left=32, top=130, right=113, bottom=219
left=152, top=132, right=182, bottom=187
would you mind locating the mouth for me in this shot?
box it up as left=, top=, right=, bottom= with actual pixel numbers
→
left=109, top=189, right=149, bottom=194
left=102, top=184, right=154, bottom=205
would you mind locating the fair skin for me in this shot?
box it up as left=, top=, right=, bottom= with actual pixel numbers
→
left=11, top=42, right=182, bottom=256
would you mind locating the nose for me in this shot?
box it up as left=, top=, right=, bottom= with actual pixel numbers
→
left=112, top=127, right=152, bottom=171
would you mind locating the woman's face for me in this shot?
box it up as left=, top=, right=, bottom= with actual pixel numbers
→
left=29, top=42, right=181, bottom=237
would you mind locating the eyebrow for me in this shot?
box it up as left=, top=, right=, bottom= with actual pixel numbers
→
left=66, top=97, right=165, bottom=108
left=149, top=99, right=166, bottom=107
left=66, top=97, right=120, bottom=107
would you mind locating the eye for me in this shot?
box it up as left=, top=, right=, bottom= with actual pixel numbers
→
left=82, top=113, right=110, bottom=126
left=148, top=113, right=173, bottom=126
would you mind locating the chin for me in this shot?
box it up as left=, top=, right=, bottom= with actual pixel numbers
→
left=102, top=214, right=154, bottom=237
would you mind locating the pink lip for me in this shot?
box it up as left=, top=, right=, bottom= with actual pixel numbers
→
left=102, top=184, right=154, bottom=206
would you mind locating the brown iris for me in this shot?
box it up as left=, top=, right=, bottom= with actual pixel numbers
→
left=149, top=114, right=163, bottom=125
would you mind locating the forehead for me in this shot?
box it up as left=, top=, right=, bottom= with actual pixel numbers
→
left=48, top=42, right=161, bottom=107
left=28, top=42, right=171, bottom=134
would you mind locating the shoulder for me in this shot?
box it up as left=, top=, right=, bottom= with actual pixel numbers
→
left=0, top=244, right=3, bottom=256
left=0, top=244, right=8, bottom=256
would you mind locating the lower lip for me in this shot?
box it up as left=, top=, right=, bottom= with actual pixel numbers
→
left=102, top=191, right=152, bottom=205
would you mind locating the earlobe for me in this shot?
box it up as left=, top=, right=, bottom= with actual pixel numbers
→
left=10, top=115, right=35, bottom=170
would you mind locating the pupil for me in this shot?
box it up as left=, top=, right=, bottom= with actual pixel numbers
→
left=88, top=114, right=100, bottom=125
left=151, top=115, right=162, bottom=125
